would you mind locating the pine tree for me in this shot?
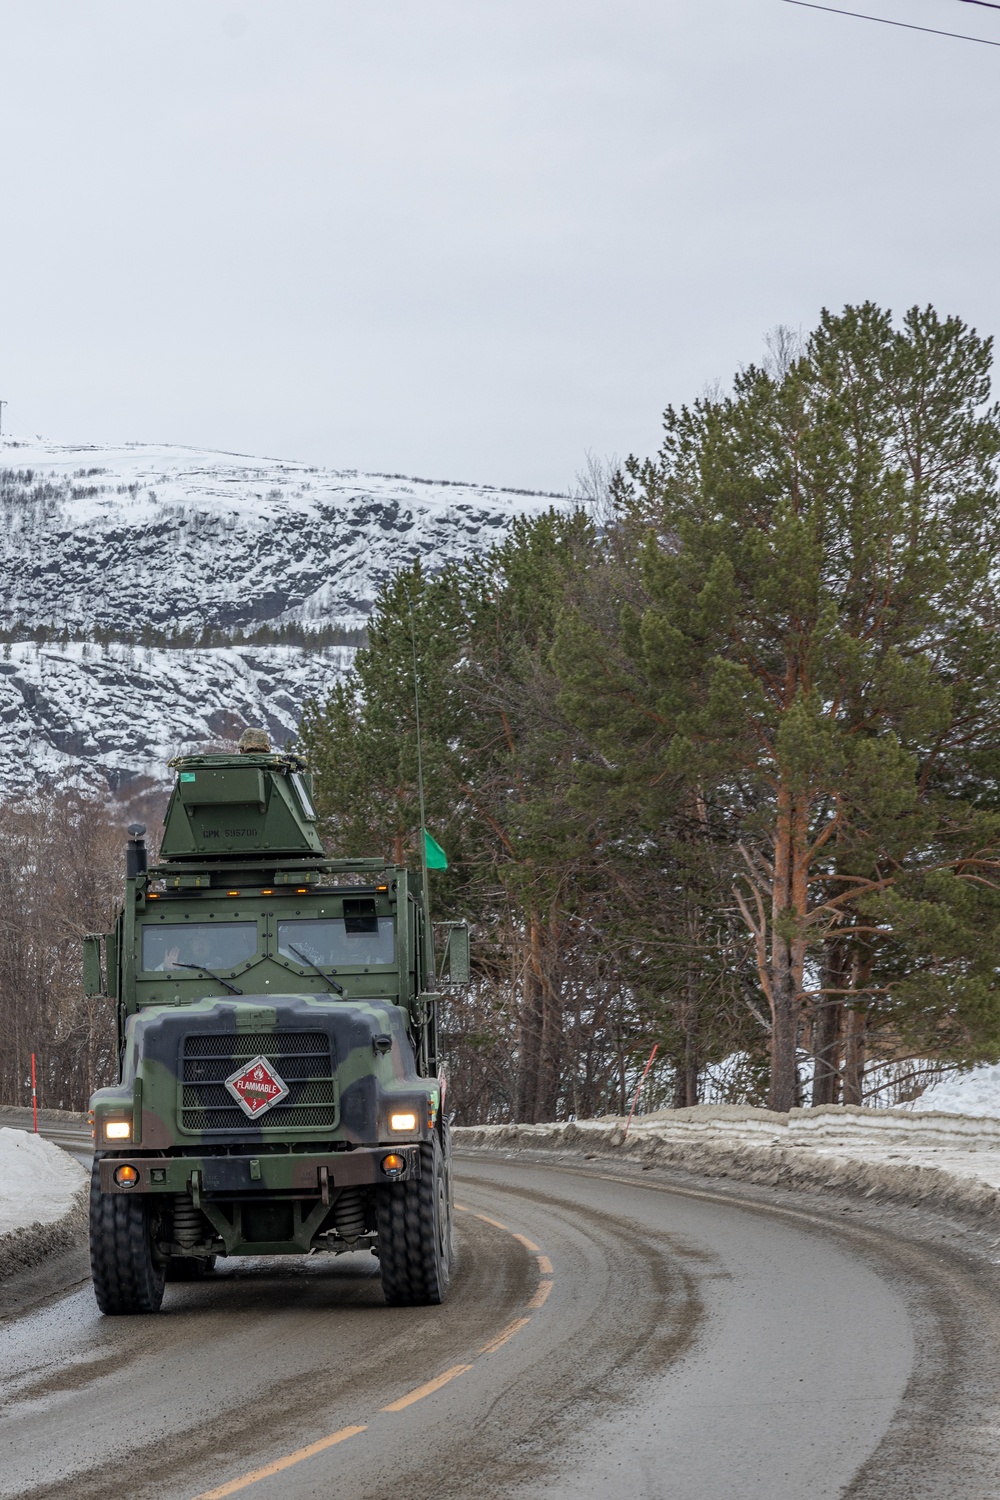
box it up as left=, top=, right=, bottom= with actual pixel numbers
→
left=299, top=513, right=628, bottom=1122
left=555, top=304, right=1000, bottom=1110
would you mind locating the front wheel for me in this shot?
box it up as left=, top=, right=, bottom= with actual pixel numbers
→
left=376, top=1134, right=453, bottom=1306
left=89, top=1158, right=166, bottom=1315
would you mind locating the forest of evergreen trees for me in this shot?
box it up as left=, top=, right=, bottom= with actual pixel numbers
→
left=4, top=301, right=1000, bottom=1124
left=300, top=303, right=1000, bottom=1123
left=0, top=621, right=366, bottom=650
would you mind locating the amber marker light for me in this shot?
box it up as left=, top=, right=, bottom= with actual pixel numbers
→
left=227, top=890, right=240, bottom=897
left=104, top=1120, right=131, bottom=1141
left=380, top=1154, right=405, bottom=1177
left=295, top=887, right=309, bottom=894
left=114, top=1165, right=139, bottom=1187
left=389, top=1112, right=418, bottom=1133
left=147, top=893, right=160, bottom=900
left=260, top=888, right=274, bottom=895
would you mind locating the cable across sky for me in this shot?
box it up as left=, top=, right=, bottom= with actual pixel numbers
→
left=781, top=0, right=1000, bottom=46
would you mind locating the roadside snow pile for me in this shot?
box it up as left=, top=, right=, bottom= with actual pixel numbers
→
left=0, top=1127, right=86, bottom=1237
left=907, top=1063, right=1000, bottom=1118
left=457, top=1103, right=1000, bottom=1222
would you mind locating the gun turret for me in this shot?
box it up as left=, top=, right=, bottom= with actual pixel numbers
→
left=159, top=751, right=324, bottom=864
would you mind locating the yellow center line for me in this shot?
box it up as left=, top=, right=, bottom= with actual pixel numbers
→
left=188, top=1217, right=554, bottom=1498
left=454, top=1202, right=471, bottom=1211
left=479, top=1316, right=532, bottom=1354
left=381, top=1363, right=473, bottom=1412
left=527, top=1279, right=553, bottom=1310
left=189, top=1425, right=366, bottom=1500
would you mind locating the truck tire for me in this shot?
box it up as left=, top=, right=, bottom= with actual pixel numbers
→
left=89, top=1158, right=166, bottom=1315
left=377, top=1134, right=453, bottom=1306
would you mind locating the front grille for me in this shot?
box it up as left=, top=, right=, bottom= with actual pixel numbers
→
left=180, top=1031, right=337, bottom=1131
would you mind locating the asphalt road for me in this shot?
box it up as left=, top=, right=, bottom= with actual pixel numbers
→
left=3, top=1149, right=1000, bottom=1500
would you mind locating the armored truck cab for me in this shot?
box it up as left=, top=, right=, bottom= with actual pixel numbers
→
left=85, top=747, right=468, bottom=1315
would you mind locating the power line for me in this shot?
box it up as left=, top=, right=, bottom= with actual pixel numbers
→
left=953, top=1, right=1000, bottom=13
left=781, top=0, right=1000, bottom=45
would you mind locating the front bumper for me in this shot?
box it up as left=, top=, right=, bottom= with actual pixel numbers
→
left=97, top=1144, right=421, bottom=1196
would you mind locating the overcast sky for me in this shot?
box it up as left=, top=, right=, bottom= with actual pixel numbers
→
left=1, top=1, right=998, bottom=491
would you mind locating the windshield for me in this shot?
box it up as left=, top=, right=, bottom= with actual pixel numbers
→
left=142, top=922, right=258, bottom=973
left=277, top=917, right=395, bottom=969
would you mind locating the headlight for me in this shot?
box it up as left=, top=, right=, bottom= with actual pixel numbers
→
left=389, top=1111, right=417, bottom=1133
left=104, top=1120, right=131, bottom=1141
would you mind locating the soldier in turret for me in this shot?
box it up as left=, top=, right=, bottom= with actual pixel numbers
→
left=238, top=727, right=271, bottom=754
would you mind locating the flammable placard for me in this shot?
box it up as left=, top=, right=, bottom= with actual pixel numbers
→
left=224, top=1055, right=290, bottom=1117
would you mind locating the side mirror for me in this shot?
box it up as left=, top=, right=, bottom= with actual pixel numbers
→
left=83, top=935, right=104, bottom=996
left=440, top=923, right=470, bottom=985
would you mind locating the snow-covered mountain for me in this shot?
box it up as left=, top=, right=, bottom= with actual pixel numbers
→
left=0, top=438, right=569, bottom=797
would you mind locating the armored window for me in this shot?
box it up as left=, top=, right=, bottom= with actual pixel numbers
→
left=277, top=917, right=395, bottom=969
left=290, top=772, right=317, bottom=821
left=141, top=921, right=258, bottom=973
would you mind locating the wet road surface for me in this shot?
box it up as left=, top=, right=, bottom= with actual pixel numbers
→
left=0, top=1152, right=959, bottom=1499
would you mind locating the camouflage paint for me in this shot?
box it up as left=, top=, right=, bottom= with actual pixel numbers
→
left=88, top=749, right=458, bottom=1259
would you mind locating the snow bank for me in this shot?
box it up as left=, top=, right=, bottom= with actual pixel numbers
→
left=0, top=1127, right=86, bottom=1235
left=907, top=1062, right=1000, bottom=1118
left=456, top=1103, right=1000, bottom=1223
left=0, top=1128, right=88, bottom=1280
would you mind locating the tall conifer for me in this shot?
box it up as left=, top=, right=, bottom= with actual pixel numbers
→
left=556, top=304, right=1000, bottom=1110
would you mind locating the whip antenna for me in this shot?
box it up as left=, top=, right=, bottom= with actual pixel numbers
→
left=408, top=598, right=433, bottom=981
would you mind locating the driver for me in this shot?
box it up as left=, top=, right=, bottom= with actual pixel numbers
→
left=157, top=944, right=182, bottom=972
left=156, top=931, right=220, bottom=972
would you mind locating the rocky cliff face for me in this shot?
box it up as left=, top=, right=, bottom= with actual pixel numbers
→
left=0, top=438, right=566, bottom=796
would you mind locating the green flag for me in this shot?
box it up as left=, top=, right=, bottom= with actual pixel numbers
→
left=422, top=828, right=448, bottom=870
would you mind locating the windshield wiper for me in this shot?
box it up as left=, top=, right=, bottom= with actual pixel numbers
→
left=286, top=944, right=344, bottom=996
left=174, top=961, right=243, bottom=996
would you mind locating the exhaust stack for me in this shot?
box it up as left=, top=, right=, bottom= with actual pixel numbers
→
left=126, top=823, right=148, bottom=878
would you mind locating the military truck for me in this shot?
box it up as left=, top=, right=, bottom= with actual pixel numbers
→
left=84, top=741, right=468, bottom=1315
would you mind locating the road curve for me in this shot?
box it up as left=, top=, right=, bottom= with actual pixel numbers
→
left=0, top=1108, right=93, bottom=1164
left=0, top=1151, right=973, bottom=1500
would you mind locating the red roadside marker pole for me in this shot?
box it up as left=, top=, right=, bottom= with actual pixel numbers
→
left=31, top=1052, right=38, bottom=1133
left=623, top=1042, right=659, bottom=1139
